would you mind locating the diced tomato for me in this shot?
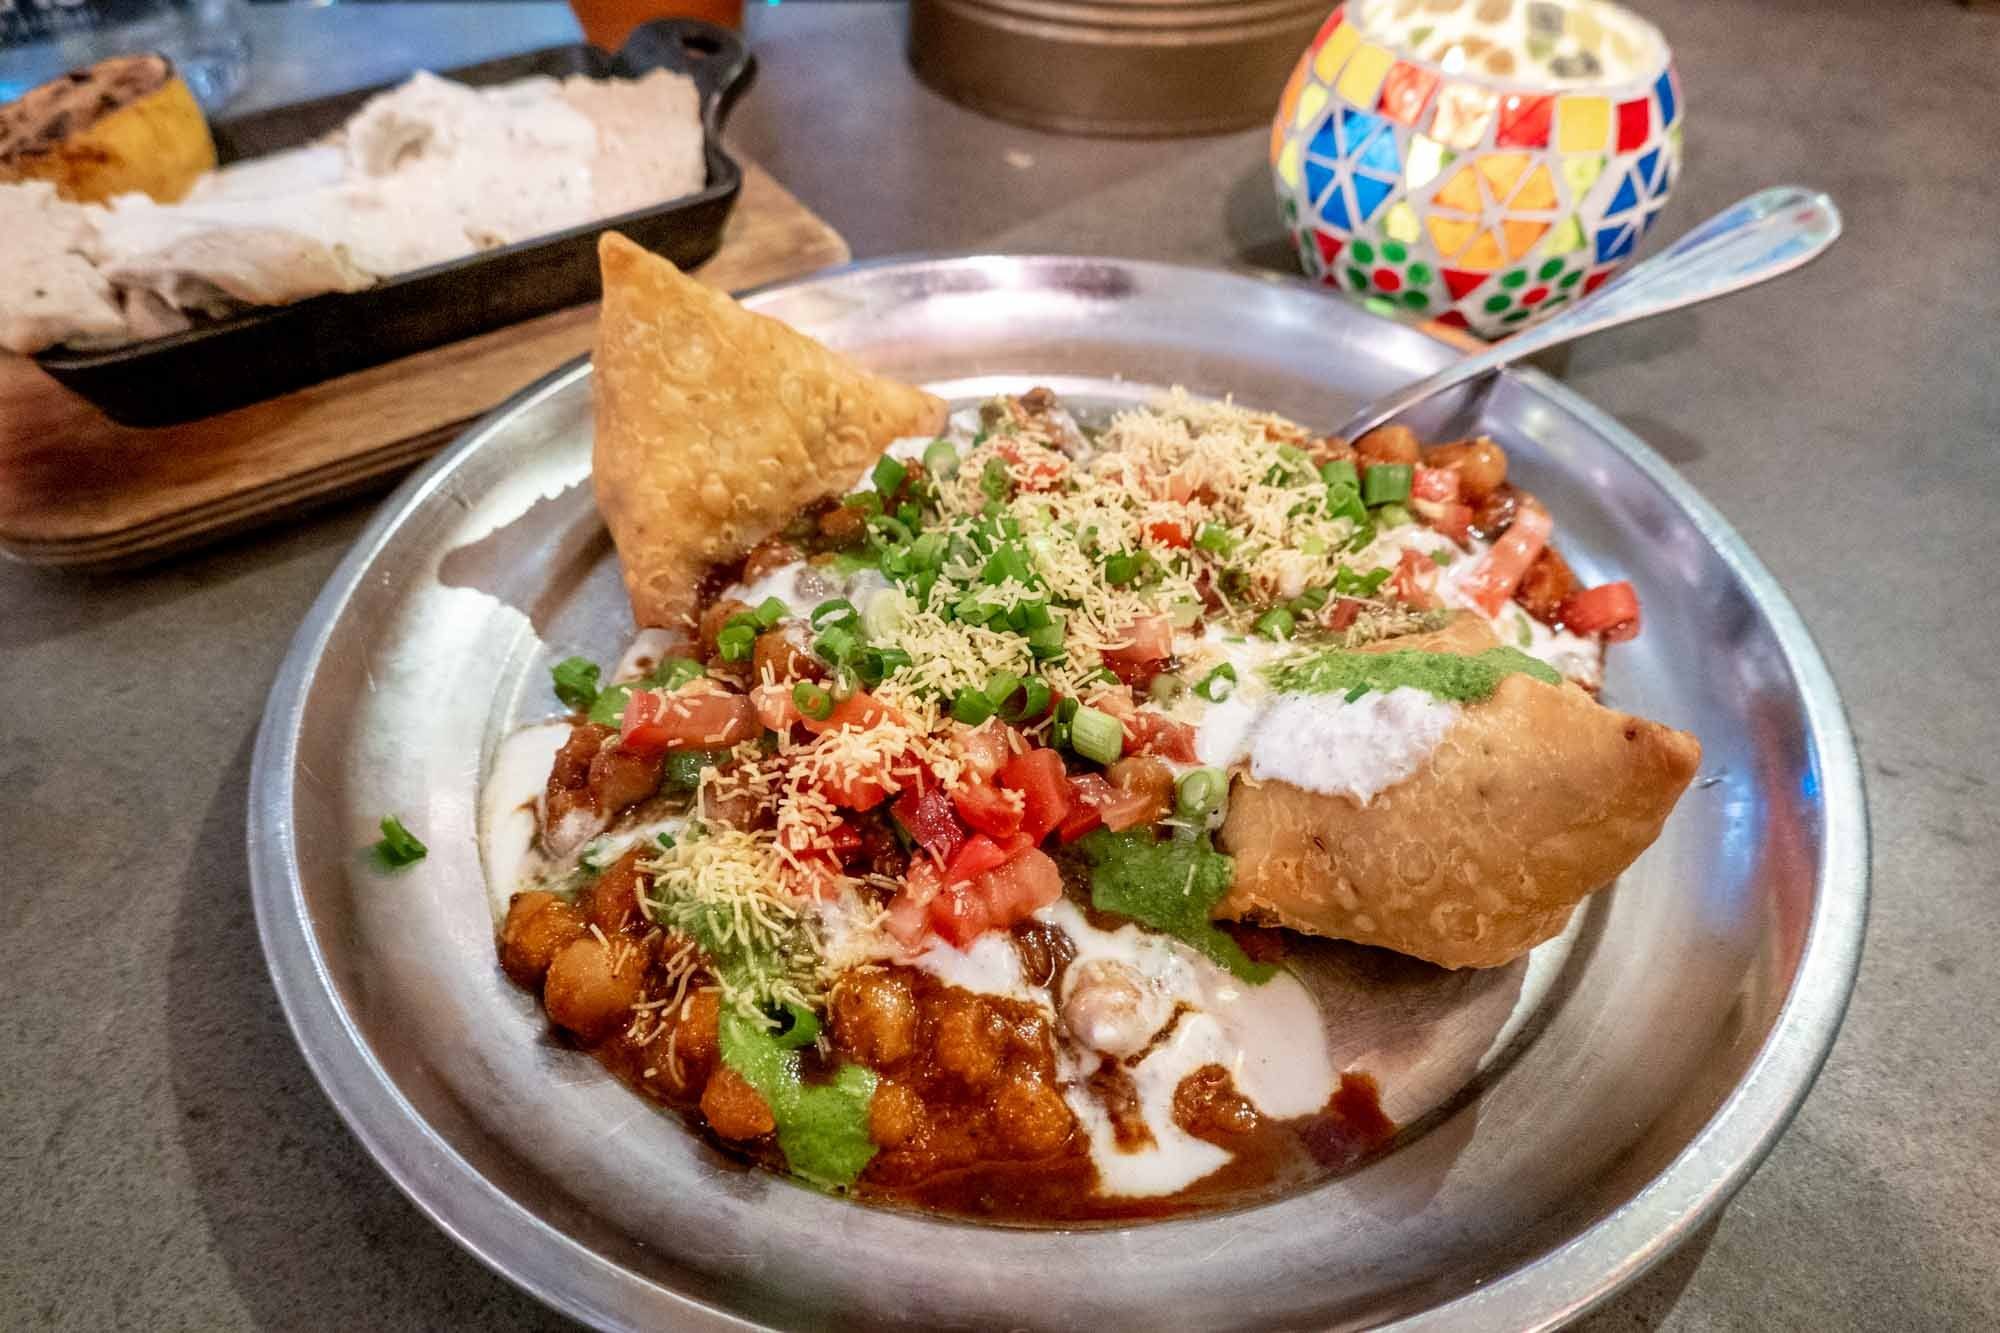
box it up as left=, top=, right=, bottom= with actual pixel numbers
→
left=976, top=847, right=1064, bottom=919
left=1080, top=756, right=1160, bottom=832
left=1128, top=709, right=1198, bottom=763
left=750, top=682, right=801, bottom=732
left=1147, top=519, right=1191, bottom=548
left=1559, top=580, right=1642, bottom=642
left=782, top=854, right=845, bottom=901
left=1101, top=615, right=1176, bottom=687
left=1389, top=546, right=1441, bottom=610
left=779, top=817, right=865, bottom=863
left=954, top=720, right=1016, bottom=781
left=1056, top=772, right=1113, bottom=843
left=892, top=785, right=968, bottom=866
left=885, top=859, right=944, bottom=947
left=1413, top=499, right=1473, bottom=544
left=1324, top=597, right=1366, bottom=632
left=801, top=690, right=903, bottom=736
left=1462, top=499, right=1552, bottom=616
left=952, top=779, right=1023, bottom=839
left=994, top=439, right=1067, bottom=491
left=1411, top=465, right=1461, bottom=503
left=1139, top=468, right=1198, bottom=503
left=618, top=687, right=759, bottom=756
left=816, top=766, right=895, bottom=812
left=928, top=847, right=1062, bottom=946
left=1106, top=756, right=1174, bottom=828
left=944, top=831, right=1031, bottom=885
left=999, top=747, right=1071, bottom=842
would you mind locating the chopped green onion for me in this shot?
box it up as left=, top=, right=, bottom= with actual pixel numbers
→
left=656, top=831, right=677, bottom=850
left=1344, top=682, right=1371, bottom=703
left=896, top=501, right=923, bottom=532
left=1319, top=458, right=1359, bottom=488
left=1325, top=481, right=1368, bottom=526
left=1069, top=706, right=1125, bottom=765
left=1254, top=608, right=1296, bottom=641
left=814, top=624, right=859, bottom=665
left=792, top=680, right=834, bottom=720
left=923, top=438, right=960, bottom=478
left=1362, top=463, right=1413, bottom=506
left=662, top=749, right=723, bottom=791
left=952, top=686, right=995, bottom=726
left=1195, top=663, right=1236, bottom=702
left=867, top=515, right=913, bottom=547
left=810, top=599, right=858, bottom=631
left=1103, top=552, right=1142, bottom=586
left=1431, top=548, right=1455, bottom=567
left=984, top=671, right=1021, bottom=707
left=1334, top=565, right=1393, bottom=597
left=725, top=610, right=761, bottom=635
left=863, top=589, right=911, bottom=639
left=1374, top=502, right=1414, bottom=529
left=858, top=646, right=913, bottom=686
left=373, top=815, right=427, bottom=868
left=1175, top=767, right=1227, bottom=822
left=765, top=1001, right=822, bottom=1049
left=842, top=491, right=882, bottom=516
left=550, top=656, right=601, bottom=712
left=1027, top=620, right=1066, bottom=660
left=1290, top=586, right=1330, bottom=612
left=981, top=458, right=1011, bottom=500
left=1166, top=598, right=1202, bottom=629
left=754, top=596, right=788, bottom=627
left=1194, top=523, right=1237, bottom=555
left=871, top=455, right=908, bottom=496
left=1276, top=443, right=1310, bottom=473
left=1516, top=614, right=1534, bottom=649
left=1150, top=673, right=1187, bottom=704
left=982, top=545, right=1033, bottom=586
left=717, top=624, right=756, bottom=661
left=999, top=677, right=1053, bottom=723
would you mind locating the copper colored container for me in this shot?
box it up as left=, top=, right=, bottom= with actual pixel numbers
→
left=910, top=0, right=1332, bottom=136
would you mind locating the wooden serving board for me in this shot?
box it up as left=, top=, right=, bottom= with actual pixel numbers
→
left=0, top=159, right=849, bottom=569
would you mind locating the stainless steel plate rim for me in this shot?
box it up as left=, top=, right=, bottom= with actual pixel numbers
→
left=249, top=253, right=1867, bottom=1332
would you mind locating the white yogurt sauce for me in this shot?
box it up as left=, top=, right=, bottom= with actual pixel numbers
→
left=612, top=628, right=680, bottom=684
left=479, top=720, right=572, bottom=915
left=910, top=928, right=1042, bottom=1005
left=1042, top=899, right=1333, bottom=1196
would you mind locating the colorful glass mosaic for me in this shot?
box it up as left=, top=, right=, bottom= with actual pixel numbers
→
left=1273, top=0, right=1683, bottom=339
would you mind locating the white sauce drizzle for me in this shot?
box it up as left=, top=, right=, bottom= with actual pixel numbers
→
left=479, top=720, right=571, bottom=916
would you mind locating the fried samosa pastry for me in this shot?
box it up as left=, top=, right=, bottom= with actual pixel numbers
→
left=1215, top=616, right=1701, bottom=968
left=592, top=232, right=947, bottom=629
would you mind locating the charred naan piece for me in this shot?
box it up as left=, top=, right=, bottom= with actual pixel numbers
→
left=592, top=232, right=947, bottom=629
left=1216, top=616, right=1700, bottom=968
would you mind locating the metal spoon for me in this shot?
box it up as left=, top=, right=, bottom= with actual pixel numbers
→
left=1332, top=185, right=1843, bottom=441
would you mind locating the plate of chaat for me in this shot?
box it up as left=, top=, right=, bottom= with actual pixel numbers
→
left=250, top=246, right=1864, bottom=1329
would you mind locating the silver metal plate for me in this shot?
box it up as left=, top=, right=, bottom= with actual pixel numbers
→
left=248, top=256, right=1867, bottom=1331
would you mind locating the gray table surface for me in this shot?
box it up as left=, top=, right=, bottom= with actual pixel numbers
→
left=3, top=2, right=1996, bottom=1328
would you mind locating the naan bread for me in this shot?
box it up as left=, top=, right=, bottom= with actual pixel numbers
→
left=592, top=232, right=947, bottom=629
left=1216, top=615, right=1701, bottom=968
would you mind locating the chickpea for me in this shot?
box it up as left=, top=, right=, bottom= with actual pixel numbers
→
left=1420, top=438, right=1508, bottom=500
left=1060, top=959, right=1172, bottom=1057
left=817, top=505, right=866, bottom=549
left=742, top=537, right=803, bottom=583
left=1354, top=425, right=1421, bottom=466
left=995, top=1079, right=1074, bottom=1157
left=697, top=597, right=752, bottom=660
left=701, top=1067, right=776, bottom=1140
left=752, top=623, right=821, bottom=685
left=934, top=995, right=1007, bottom=1090
left=868, top=1079, right=925, bottom=1149
left=583, top=848, right=648, bottom=936
left=831, top=969, right=919, bottom=1069
left=542, top=936, right=645, bottom=1043
left=499, top=891, right=587, bottom=990
left=586, top=744, right=663, bottom=816
left=672, top=986, right=722, bottom=1079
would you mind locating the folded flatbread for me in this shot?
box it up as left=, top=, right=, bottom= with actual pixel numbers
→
left=592, top=232, right=947, bottom=629
left=1216, top=616, right=1701, bottom=968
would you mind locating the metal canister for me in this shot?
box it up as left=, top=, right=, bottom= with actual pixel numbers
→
left=909, top=0, right=1333, bottom=137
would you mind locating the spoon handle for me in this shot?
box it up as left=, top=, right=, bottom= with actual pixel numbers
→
left=1332, top=185, right=1843, bottom=442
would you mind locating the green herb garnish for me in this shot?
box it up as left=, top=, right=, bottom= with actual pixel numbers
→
left=720, top=1012, right=879, bottom=1189
left=1265, top=645, right=1560, bottom=701
left=373, top=815, right=428, bottom=868
left=1075, top=829, right=1272, bottom=983
left=550, top=656, right=601, bottom=712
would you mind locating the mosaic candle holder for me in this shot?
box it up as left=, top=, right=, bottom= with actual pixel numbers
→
left=1271, top=0, right=1683, bottom=338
